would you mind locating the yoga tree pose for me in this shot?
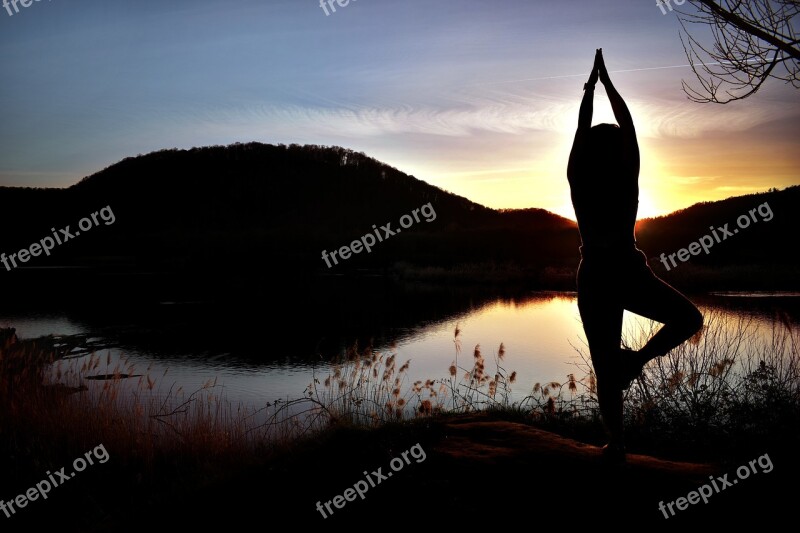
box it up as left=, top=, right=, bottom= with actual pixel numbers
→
left=567, top=49, right=704, bottom=462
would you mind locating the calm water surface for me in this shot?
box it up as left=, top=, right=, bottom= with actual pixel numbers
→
left=2, top=289, right=797, bottom=421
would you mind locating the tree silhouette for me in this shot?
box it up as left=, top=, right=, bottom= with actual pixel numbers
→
left=676, top=0, right=799, bottom=103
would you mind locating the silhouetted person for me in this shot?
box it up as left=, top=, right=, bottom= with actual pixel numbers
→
left=567, top=49, right=703, bottom=462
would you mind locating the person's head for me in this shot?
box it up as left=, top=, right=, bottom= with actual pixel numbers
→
left=588, top=123, right=622, bottom=157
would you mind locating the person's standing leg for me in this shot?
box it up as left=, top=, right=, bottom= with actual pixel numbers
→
left=578, top=260, right=625, bottom=450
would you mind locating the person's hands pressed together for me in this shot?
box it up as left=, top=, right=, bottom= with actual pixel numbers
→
left=585, top=48, right=601, bottom=90
left=597, top=48, right=612, bottom=87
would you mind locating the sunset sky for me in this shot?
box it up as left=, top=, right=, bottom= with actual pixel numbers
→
left=0, top=0, right=797, bottom=220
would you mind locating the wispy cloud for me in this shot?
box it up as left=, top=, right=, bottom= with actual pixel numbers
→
left=195, top=84, right=795, bottom=145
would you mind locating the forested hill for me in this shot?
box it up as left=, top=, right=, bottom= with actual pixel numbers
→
left=0, top=143, right=796, bottom=295
left=0, top=143, right=578, bottom=277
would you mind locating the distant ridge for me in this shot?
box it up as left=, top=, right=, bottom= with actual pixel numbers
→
left=0, top=143, right=796, bottom=294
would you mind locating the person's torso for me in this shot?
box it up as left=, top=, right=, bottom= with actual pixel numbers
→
left=569, top=166, right=638, bottom=249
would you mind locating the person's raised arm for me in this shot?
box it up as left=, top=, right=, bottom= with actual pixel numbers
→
left=577, top=49, right=600, bottom=131
left=597, top=50, right=639, bottom=172
left=569, top=50, right=601, bottom=179
left=599, top=71, right=634, bottom=131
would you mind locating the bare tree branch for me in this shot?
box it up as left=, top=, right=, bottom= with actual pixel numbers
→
left=676, top=0, right=799, bottom=103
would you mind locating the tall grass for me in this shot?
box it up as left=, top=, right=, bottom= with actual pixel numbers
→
left=0, top=331, right=276, bottom=488
left=621, top=310, right=800, bottom=455
left=257, top=307, right=799, bottom=461
left=2, top=306, right=798, bottom=468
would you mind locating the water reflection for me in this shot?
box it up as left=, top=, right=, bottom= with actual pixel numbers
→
left=2, top=288, right=797, bottom=422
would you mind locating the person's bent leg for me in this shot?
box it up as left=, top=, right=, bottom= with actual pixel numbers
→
left=623, top=260, right=703, bottom=365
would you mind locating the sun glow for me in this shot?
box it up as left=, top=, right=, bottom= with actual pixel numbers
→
left=636, top=189, right=658, bottom=220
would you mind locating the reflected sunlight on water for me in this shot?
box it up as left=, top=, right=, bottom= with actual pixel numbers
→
left=3, top=291, right=797, bottom=423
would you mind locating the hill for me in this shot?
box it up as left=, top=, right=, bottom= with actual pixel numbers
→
left=0, top=143, right=577, bottom=300
left=0, top=143, right=797, bottom=298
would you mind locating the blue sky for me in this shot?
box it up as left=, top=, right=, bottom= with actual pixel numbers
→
left=1, top=0, right=797, bottom=218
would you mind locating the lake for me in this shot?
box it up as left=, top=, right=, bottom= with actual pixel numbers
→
left=2, top=284, right=798, bottom=427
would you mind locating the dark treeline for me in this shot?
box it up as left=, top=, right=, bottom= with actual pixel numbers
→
left=0, top=143, right=796, bottom=301
left=636, top=188, right=789, bottom=261
left=635, top=186, right=799, bottom=290
left=0, top=143, right=577, bottom=301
